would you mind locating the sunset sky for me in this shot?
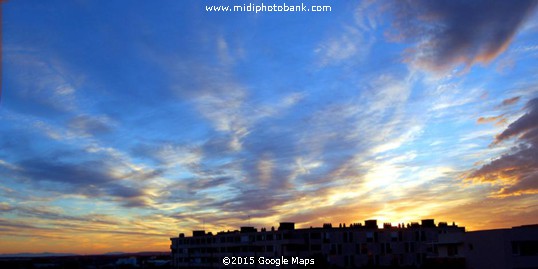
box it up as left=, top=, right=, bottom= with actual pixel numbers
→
left=1, top=0, right=538, bottom=254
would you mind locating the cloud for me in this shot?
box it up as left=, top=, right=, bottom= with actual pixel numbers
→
left=501, top=96, right=521, bottom=107
left=11, top=205, right=120, bottom=225
left=132, top=142, right=202, bottom=169
left=13, top=159, right=151, bottom=207
left=169, top=73, right=425, bottom=223
left=0, top=202, right=13, bottom=212
left=477, top=115, right=504, bottom=124
left=4, top=50, right=80, bottom=116
left=468, top=97, right=538, bottom=197
left=388, top=0, right=538, bottom=71
left=0, top=218, right=48, bottom=231
left=495, top=98, right=538, bottom=143
left=187, top=176, right=233, bottom=190
left=316, top=26, right=362, bottom=66
left=68, top=115, right=113, bottom=136
left=495, top=172, right=538, bottom=197
left=315, top=1, right=380, bottom=67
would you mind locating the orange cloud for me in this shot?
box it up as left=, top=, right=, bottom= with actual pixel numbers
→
left=477, top=115, right=504, bottom=124
left=468, top=98, right=538, bottom=197
left=501, top=96, right=521, bottom=107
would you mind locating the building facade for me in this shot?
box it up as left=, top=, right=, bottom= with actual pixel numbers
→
left=436, top=224, right=538, bottom=269
left=170, top=219, right=465, bottom=268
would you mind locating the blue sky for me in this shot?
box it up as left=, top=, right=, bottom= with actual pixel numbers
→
left=1, top=0, right=538, bottom=254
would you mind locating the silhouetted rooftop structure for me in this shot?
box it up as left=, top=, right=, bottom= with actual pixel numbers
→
left=170, top=218, right=473, bottom=268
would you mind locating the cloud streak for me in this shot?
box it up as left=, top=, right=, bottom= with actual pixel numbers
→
left=11, top=158, right=153, bottom=208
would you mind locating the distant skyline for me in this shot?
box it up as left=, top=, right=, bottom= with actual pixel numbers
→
left=1, top=0, right=538, bottom=255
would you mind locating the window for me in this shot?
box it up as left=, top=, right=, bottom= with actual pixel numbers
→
left=513, top=241, right=538, bottom=256
left=361, top=243, right=368, bottom=255
left=391, top=231, right=398, bottom=242
left=366, top=232, right=374, bottom=243
left=386, top=243, right=392, bottom=254
left=330, top=244, right=336, bottom=255
left=323, top=232, right=330, bottom=243
left=447, top=245, right=459, bottom=257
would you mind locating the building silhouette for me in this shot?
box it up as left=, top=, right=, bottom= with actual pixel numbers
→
left=171, top=219, right=538, bottom=268
left=170, top=219, right=478, bottom=268
left=436, top=224, right=538, bottom=269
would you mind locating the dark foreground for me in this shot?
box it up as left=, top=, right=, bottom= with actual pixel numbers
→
left=0, top=252, right=170, bottom=269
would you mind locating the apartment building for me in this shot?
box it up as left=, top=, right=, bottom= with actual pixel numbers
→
left=436, top=224, right=538, bottom=269
left=170, top=219, right=464, bottom=268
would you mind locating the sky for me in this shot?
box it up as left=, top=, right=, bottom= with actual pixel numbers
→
left=1, top=0, right=538, bottom=255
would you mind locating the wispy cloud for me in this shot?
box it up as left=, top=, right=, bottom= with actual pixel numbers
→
left=4, top=49, right=81, bottom=115
left=315, top=1, right=380, bottom=66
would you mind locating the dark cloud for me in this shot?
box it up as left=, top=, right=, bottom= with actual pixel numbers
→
left=107, top=184, right=145, bottom=199
left=12, top=206, right=120, bottom=225
left=495, top=98, right=538, bottom=143
left=17, top=207, right=88, bottom=222
left=120, top=197, right=151, bottom=208
left=469, top=97, right=538, bottom=196
left=187, top=176, right=233, bottom=190
left=496, top=172, right=538, bottom=197
left=17, top=159, right=114, bottom=186
left=14, top=159, right=150, bottom=207
left=470, top=145, right=537, bottom=182
left=0, top=216, right=165, bottom=239
left=212, top=189, right=293, bottom=214
left=389, top=0, right=538, bottom=71
left=0, top=218, right=46, bottom=231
